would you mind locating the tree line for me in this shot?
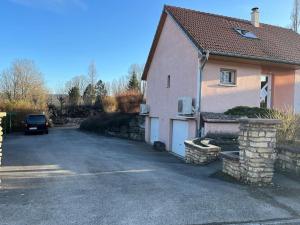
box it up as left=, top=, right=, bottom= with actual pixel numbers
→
left=0, top=59, right=145, bottom=117
left=61, top=62, right=144, bottom=112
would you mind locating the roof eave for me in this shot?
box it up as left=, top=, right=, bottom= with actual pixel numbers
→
left=165, top=7, right=205, bottom=53
left=142, top=6, right=205, bottom=81
left=142, top=9, right=168, bottom=81
left=210, top=51, right=300, bottom=67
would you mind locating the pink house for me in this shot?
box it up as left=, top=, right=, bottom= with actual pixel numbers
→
left=142, top=5, right=300, bottom=157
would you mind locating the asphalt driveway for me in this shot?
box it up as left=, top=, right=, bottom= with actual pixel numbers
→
left=1, top=128, right=300, bottom=225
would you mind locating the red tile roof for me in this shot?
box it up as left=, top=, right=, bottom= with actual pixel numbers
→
left=142, top=5, right=300, bottom=80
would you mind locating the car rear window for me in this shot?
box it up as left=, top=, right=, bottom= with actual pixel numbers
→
left=27, top=115, right=46, bottom=124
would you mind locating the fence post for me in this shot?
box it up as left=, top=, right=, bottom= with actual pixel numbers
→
left=0, top=112, right=7, bottom=166
left=239, top=118, right=281, bottom=185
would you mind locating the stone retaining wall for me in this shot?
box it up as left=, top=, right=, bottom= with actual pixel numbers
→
left=106, top=116, right=145, bottom=141
left=184, top=139, right=221, bottom=165
left=221, top=151, right=241, bottom=180
left=0, top=112, right=6, bottom=166
left=276, top=146, right=300, bottom=175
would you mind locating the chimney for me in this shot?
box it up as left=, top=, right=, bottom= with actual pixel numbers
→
left=251, top=7, right=259, bottom=27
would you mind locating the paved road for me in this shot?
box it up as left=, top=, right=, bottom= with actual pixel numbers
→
left=1, top=128, right=300, bottom=225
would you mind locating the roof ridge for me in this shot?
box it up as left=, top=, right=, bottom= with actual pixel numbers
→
left=165, top=5, right=251, bottom=25
left=164, top=5, right=295, bottom=32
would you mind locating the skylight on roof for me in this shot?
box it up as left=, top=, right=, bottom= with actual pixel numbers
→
left=234, top=28, right=258, bottom=39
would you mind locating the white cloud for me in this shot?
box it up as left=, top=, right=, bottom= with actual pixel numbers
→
left=9, top=0, right=88, bottom=12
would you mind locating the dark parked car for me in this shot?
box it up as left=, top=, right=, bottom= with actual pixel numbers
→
left=24, top=114, right=49, bottom=134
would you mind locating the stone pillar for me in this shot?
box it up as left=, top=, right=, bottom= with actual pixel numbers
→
left=238, top=118, right=281, bottom=185
left=0, top=112, right=6, bottom=166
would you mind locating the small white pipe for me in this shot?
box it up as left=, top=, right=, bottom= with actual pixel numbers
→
left=196, top=51, right=210, bottom=137
left=195, top=52, right=202, bottom=112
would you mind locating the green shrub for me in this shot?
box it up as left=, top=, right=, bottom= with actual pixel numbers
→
left=80, top=112, right=138, bottom=133
left=67, top=105, right=91, bottom=118
left=224, top=106, right=274, bottom=118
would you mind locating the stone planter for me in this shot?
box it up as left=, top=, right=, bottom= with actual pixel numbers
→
left=276, top=145, right=300, bottom=175
left=184, top=139, right=221, bottom=165
left=220, top=151, right=241, bottom=180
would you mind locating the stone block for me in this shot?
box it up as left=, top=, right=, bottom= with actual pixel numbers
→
left=245, top=151, right=260, bottom=158
left=249, top=141, right=269, bottom=148
left=266, top=132, right=276, bottom=138
left=276, top=146, right=300, bottom=175
left=249, top=137, right=272, bottom=142
left=249, top=131, right=259, bottom=137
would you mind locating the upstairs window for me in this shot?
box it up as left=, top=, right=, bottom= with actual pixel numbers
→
left=234, top=28, right=258, bottom=39
left=167, top=75, right=171, bottom=88
left=220, top=69, right=236, bottom=85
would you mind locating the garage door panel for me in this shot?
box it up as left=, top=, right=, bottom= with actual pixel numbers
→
left=172, top=120, right=188, bottom=157
left=150, top=118, right=159, bottom=144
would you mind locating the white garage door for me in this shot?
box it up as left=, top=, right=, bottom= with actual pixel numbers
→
left=172, top=120, right=188, bottom=157
left=150, top=118, right=159, bottom=144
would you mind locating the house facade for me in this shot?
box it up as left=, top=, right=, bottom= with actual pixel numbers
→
left=142, top=5, right=300, bottom=157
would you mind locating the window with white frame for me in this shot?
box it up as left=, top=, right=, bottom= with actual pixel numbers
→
left=220, top=69, right=236, bottom=85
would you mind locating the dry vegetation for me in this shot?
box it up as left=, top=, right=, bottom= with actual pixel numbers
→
left=266, top=108, right=300, bottom=144
left=102, top=96, right=118, bottom=113
left=0, top=59, right=48, bottom=131
left=115, top=90, right=143, bottom=113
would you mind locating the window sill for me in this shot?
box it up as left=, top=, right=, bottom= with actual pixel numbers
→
left=219, top=83, right=237, bottom=87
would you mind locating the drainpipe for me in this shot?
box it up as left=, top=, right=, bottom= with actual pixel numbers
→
left=196, top=50, right=210, bottom=137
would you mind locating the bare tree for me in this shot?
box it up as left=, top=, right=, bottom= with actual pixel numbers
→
left=57, top=95, right=66, bottom=115
left=128, top=64, right=144, bottom=81
left=65, top=75, right=88, bottom=95
left=105, top=81, right=112, bottom=96
left=105, top=64, right=145, bottom=96
left=0, top=59, right=48, bottom=106
left=110, top=75, right=128, bottom=95
left=291, top=0, right=300, bottom=32
left=88, top=61, right=97, bottom=87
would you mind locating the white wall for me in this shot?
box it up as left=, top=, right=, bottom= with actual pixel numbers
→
left=145, top=14, right=199, bottom=150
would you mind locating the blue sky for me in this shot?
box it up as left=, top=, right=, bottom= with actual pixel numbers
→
left=0, top=0, right=294, bottom=92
